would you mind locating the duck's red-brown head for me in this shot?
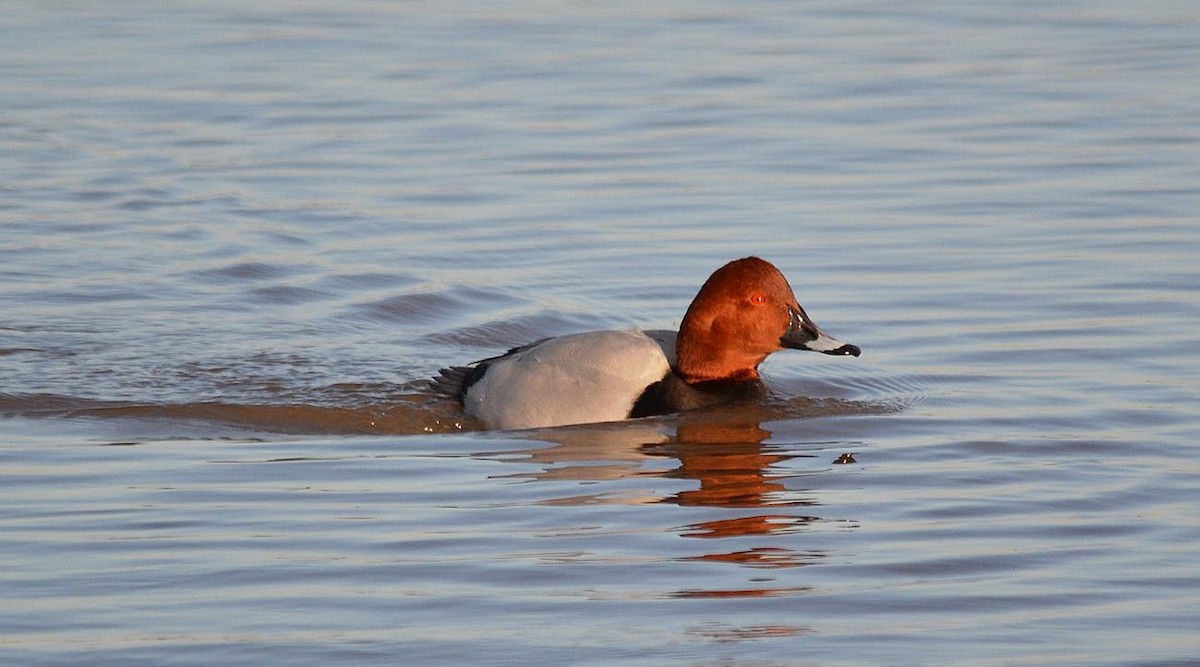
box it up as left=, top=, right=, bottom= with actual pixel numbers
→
left=674, top=257, right=860, bottom=384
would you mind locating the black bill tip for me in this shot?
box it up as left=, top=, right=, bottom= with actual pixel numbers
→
left=824, top=343, right=861, bottom=357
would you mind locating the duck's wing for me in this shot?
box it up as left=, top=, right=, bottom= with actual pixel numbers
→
left=431, top=338, right=552, bottom=402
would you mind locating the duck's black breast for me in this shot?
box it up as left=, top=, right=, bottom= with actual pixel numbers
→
left=629, top=371, right=766, bottom=419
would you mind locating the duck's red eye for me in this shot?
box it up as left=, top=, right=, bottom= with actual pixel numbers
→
left=750, top=293, right=766, bottom=305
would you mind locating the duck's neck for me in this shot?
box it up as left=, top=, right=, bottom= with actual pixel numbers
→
left=674, top=336, right=764, bottom=385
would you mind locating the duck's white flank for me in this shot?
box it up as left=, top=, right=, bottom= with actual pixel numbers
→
left=461, top=330, right=672, bottom=430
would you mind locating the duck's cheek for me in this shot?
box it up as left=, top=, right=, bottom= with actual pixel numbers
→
left=750, top=318, right=790, bottom=353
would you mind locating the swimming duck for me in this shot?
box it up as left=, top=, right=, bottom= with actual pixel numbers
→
left=435, top=256, right=860, bottom=430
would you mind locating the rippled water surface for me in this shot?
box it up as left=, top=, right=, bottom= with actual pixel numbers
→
left=3, top=2, right=1199, bottom=664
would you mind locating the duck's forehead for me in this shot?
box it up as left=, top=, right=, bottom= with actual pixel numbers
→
left=699, top=257, right=797, bottom=303
left=718, top=259, right=782, bottom=286
left=745, top=265, right=794, bottom=297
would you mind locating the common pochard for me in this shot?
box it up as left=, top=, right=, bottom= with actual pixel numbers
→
left=436, top=256, right=860, bottom=430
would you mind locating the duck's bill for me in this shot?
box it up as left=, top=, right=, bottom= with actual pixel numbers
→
left=781, top=306, right=862, bottom=357
left=801, top=331, right=861, bottom=356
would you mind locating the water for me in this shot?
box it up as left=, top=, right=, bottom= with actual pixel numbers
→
left=3, top=1, right=1199, bottom=664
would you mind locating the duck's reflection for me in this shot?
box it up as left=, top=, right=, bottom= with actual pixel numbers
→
left=645, top=411, right=806, bottom=509
left=478, top=405, right=861, bottom=599
left=484, top=404, right=849, bottom=533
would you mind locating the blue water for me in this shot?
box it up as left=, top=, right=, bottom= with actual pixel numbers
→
left=2, top=2, right=1199, bottom=664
